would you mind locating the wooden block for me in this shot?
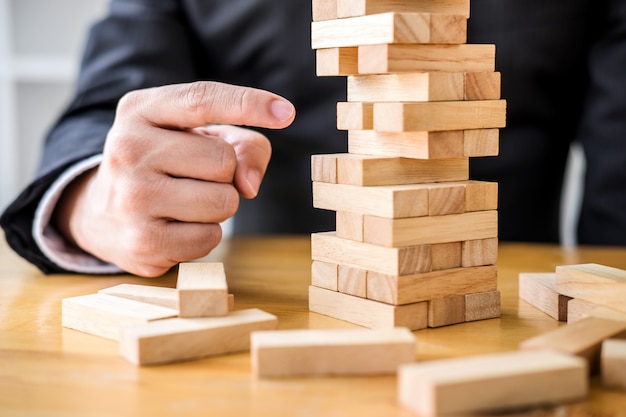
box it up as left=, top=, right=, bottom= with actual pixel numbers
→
left=367, top=265, right=498, bottom=305
left=428, top=295, right=465, bottom=327
left=519, top=272, right=571, bottom=321
left=464, top=72, right=501, bottom=100
left=311, top=231, right=433, bottom=276
left=119, top=308, right=278, bottom=365
left=601, top=338, right=626, bottom=389
left=251, top=327, right=416, bottom=378
left=311, top=260, right=338, bottom=291
left=177, top=262, right=229, bottom=317
left=363, top=210, right=498, bottom=247
left=555, top=263, right=626, bottom=314
left=309, top=286, right=428, bottom=330
left=336, top=153, right=469, bottom=186
left=373, top=100, right=507, bottom=132
left=311, top=12, right=466, bottom=49
left=567, top=298, right=599, bottom=324
left=465, top=290, right=501, bottom=322
left=464, top=128, right=499, bottom=157
left=358, top=44, right=496, bottom=74
left=99, top=284, right=178, bottom=309
left=348, top=129, right=465, bottom=159
left=427, top=183, right=465, bottom=216
left=311, top=154, right=337, bottom=183
left=61, top=294, right=178, bottom=341
left=336, top=210, right=364, bottom=241
left=338, top=265, right=367, bottom=298
left=347, top=73, right=463, bottom=102
left=337, top=101, right=373, bottom=130
left=430, top=242, right=462, bottom=271
left=316, top=47, right=358, bottom=76
left=519, top=316, right=626, bottom=370
left=398, top=350, right=588, bottom=417
left=337, top=0, right=470, bottom=19
left=312, top=0, right=337, bottom=21
left=314, top=181, right=429, bottom=218
left=464, top=179, right=498, bottom=211
left=461, top=237, right=498, bottom=267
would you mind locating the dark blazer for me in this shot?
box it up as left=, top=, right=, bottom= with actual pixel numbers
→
left=2, top=0, right=626, bottom=273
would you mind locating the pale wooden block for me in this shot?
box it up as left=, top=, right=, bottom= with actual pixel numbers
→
left=367, top=265, right=498, bottom=305
left=311, top=12, right=466, bottom=49
left=465, top=290, right=501, bottom=322
left=347, top=73, right=464, bottom=102
left=338, top=265, right=367, bottom=298
left=251, top=327, right=416, bottom=378
left=337, top=0, right=470, bottom=18
left=177, top=262, right=229, bottom=317
left=359, top=44, right=495, bottom=74
left=99, top=283, right=178, bottom=309
left=427, top=183, right=465, bottom=216
left=314, top=181, right=429, bottom=218
left=336, top=211, right=364, bottom=241
left=316, top=47, right=358, bottom=76
left=428, top=295, right=465, bottom=327
left=348, top=129, right=465, bottom=159
left=337, top=101, right=373, bottom=130
left=398, top=350, right=588, bottom=417
left=430, top=242, right=461, bottom=271
left=601, top=338, right=626, bottom=389
left=519, top=272, right=571, bottom=321
left=61, top=293, right=178, bottom=341
left=311, top=260, right=338, bottom=291
left=374, top=100, right=507, bottom=132
left=363, top=210, right=498, bottom=247
left=312, top=0, right=337, bottom=21
left=119, top=308, right=278, bottom=365
left=464, top=128, right=499, bottom=157
left=311, top=153, right=338, bottom=183
left=336, top=153, right=469, bottom=186
left=464, top=179, right=498, bottom=211
left=311, top=231, right=433, bottom=276
left=461, top=237, right=498, bottom=267
left=464, top=71, right=501, bottom=100
left=519, top=316, right=626, bottom=369
left=567, top=298, right=599, bottom=324
left=309, top=286, right=428, bottom=330
left=555, top=263, right=626, bottom=314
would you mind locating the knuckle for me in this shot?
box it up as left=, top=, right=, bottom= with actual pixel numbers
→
left=182, top=81, right=212, bottom=117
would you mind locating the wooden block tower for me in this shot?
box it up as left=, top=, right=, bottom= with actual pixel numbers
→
left=309, top=0, right=506, bottom=330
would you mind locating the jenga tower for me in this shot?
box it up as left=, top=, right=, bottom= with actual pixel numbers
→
left=309, top=0, right=506, bottom=330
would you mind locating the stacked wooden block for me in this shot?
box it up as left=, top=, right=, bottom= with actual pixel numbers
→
left=309, top=0, right=506, bottom=330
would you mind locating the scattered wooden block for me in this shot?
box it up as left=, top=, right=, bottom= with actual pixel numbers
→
left=464, top=71, right=501, bottom=100
left=461, top=238, right=498, bottom=267
left=337, top=0, right=470, bottom=19
left=567, top=298, right=599, bottom=324
left=348, top=129, right=465, bottom=159
left=251, top=327, right=416, bottom=378
left=311, top=153, right=338, bottom=183
left=428, top=295, right=465, bottom=327
left=366, top=265, right=498, bottom=305
left=363, top=210, right=498, bottom=247
left=336, top=101, right=373, bottom=130
left=177, top=262, right=229, bottom=318
left=62, top=293, right=178, bottom=341
left=316, top=47, right=358, bottom=76
left=358, top=43, right=496, bottom=74
left=311, top=260, right=338, bottom=291
left=312, top=0, right=337, bottom=21
left=99, top=283, right=178, bottom=309
left=336, top=210, right=364, bottom=241
left=519, top=316, right=626, bottom=371
left=601, top=338, right=626, bottom=390
left=373, top=100, right=507, bottom=132
left=119, top=308, right=278, bottom=365
left=463, top=128, right=499, bottom=157
left=398, top=350, right=588, bottom=416
left=519, top=272, right=571, bottom=321
left=347, top=73, right=464, bottom=102
left=311, top=12, right=466, bottom=49
left=465, top=290, right=501, bottom=322
left=555, top=263, right=626, bottom=313
left=309, top=285, right=428, bottom=330
left=338, top=265, right=367, bottom=298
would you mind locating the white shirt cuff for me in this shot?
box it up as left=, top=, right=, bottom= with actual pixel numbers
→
left=33, top=155, right=123, bottom=274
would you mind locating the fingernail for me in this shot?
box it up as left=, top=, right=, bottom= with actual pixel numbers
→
left=270, top=100, right=295, bottom=122
left=246, top=169, right=262, bottom=197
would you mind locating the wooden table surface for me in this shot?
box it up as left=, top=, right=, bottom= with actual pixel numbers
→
left=2, top=234, right=626, bottom=417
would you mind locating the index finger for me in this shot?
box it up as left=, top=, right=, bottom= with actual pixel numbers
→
left=117, top=81, right=296, bottom=130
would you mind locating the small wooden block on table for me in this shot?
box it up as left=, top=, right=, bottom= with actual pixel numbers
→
left=177, top=262, right=229, bottom=317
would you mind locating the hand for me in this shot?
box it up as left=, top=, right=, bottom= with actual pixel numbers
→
left=53, top=81, right=295, bottom=277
